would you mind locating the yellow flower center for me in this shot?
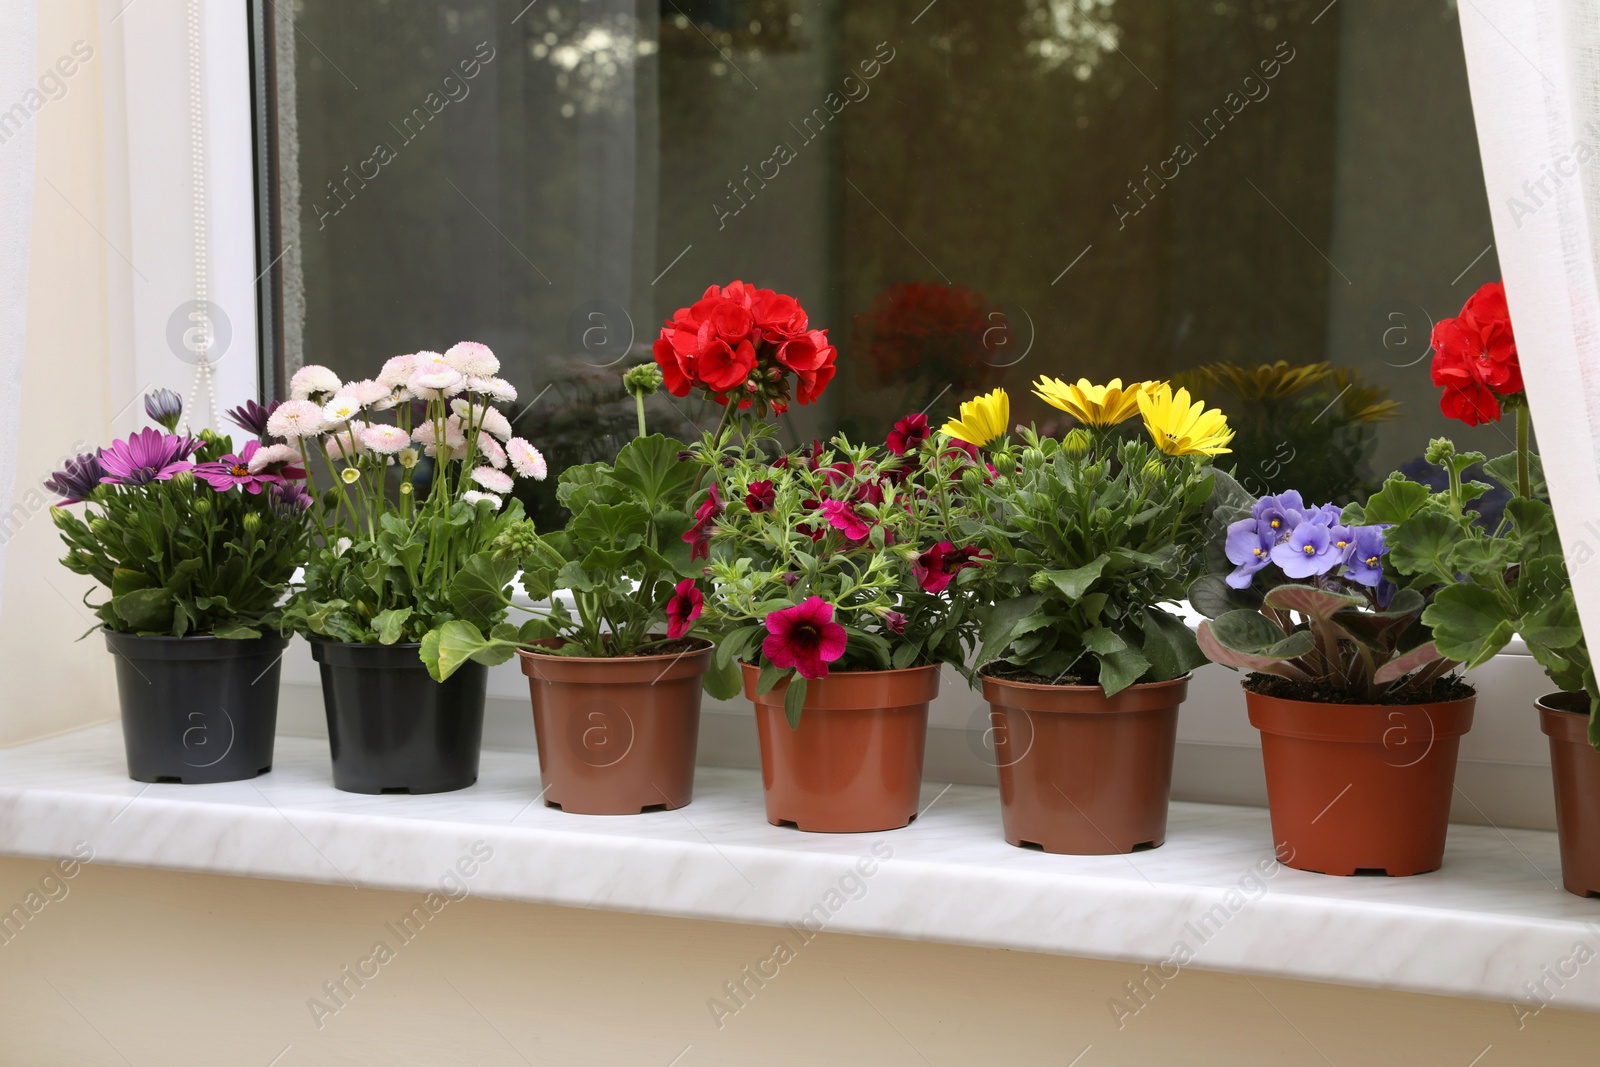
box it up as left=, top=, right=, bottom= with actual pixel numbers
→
left=1302, top=544, right=1316, bottom=556
left=1366, top=555, right=1380, bottom=566
left=1336, top=540, right=1348, bottom=549
left=1270, top=519, right=1281, bottom=529
left=230, top=464, right=249, bottom=477
left=1253, top=548, right=1265, bottom=558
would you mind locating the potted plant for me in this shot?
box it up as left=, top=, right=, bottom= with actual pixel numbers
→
left=48, top=390, right=311, bottom=783
left=1385, top=280, right=1597, bottom=896
left=420, top=363, right=714, bottom=815
left=275, top=346, right=547, bottom=794
left=970, top=379, right=1229, bottom=854
left=1192, top=458, right=1475, bottom=875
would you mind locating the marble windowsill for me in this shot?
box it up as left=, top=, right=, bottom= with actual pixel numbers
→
left=0, top=723, right=1596, bottom=1012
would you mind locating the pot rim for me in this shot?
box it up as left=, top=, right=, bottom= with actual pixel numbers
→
left=519, top=635, right=714, bottom=665
left=977, top=670, right=1193, bottom=694
left=736, top=660, right=943, bottom=680
left=103, top=626, right=288, bottom=645
left=1245, top=687, right=1476, bottom=743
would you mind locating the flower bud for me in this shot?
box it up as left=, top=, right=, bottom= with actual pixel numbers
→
left=1061, top=428, right=1091, bottom=459
left=192, top=496, right=211, bottom=516
left=242, top=512, right=262, bottom=534
left=1020, top=447, right=1044, bottom=472
left=1424, top=437, right=1456, bottom=466
left=170, top=470, right=195, bottom=491
left=399, top=482, right=414, bottom=496
left=341, top=467, right=361, bottom=484
left=398, top=447, right=419, bottom=469
left=89, top=518, right=112, bottom=537
left=143, top=388, right=183, bottom=432
left=622, top=362, right=664, bottom=399
left=1143, top=457, right=1166, bottom=483
left=960, top=468, right=985, bottom=493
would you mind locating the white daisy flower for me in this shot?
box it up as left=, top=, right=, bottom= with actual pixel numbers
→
left=461, top=490, right=503, bottom=510
left=371, top=387, right=412, bottom=412
left=444, top=341, right=500, bottom=377
left=409, top=353, right=464, bottom=397
left=289, top=364, right=342, bottom=401
left=506, top=437, right=547, bottom=481
left=468, top=376, right=518, bottom=403
left=246, top=443, right=303, bottom=473
left=378, top=353, right=421, bottom=389
left=327, top=421, right=369, bottom=461
left=335, top=537, right=352, bottom=556
left=450, top=399, right=513, bottom=440
left=265, top=400, right=326, bottom=440
left=477, top=432, right=507, bottom=469
left=470, top=466, right=514, bottom=494
left=322, top=396, right=362, bottom=425
left=411, top=417, right=468, bottom=458
left=362, top=424, right=412, bottom=454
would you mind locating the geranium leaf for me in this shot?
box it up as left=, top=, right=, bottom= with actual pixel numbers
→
left=610, top=435, right=696, bottom=512
left=1421, top=584, right=1516, bottom=668
left=1359, top=474, right=1429, bottom=525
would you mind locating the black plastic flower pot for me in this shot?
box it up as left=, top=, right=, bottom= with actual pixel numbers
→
left=103, top=629, right=288, bottom=784
left=310, top=639, right=486, bottom=794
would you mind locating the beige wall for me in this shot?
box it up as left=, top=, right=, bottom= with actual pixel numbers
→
left=0, top=1, right=117, bottom=746
left=0, top=857, right=1594, bottom=1066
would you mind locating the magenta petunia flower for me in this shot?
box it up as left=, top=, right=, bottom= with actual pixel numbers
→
left=193, top=439, right=283, bottom=494
left=97, top=428, right=199, bottom=487
left=665, top=579, right=703, bottom=640
left=762, top=596, right=848, bottom=680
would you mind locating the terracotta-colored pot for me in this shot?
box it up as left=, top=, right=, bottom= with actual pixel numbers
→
left=519, top=639, right=712, bottom=815
left=1247, top=688, right=1475, bottom=877
left=1538, top=693, right=1600, bottom=898
left=742, top=662, right=938, bottom=833
left=980, top=673, right=1188, bottom=854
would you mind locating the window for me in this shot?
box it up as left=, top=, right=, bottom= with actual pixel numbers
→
left=252, top=0, right=1496, bottom=522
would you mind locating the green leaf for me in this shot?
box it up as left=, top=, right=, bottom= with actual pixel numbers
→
left=1360, top=474, right=1430, bottom=525
left=756, top=663, right=785, bottom=696
left=891, top=641, right=920, bottom=670
left=211, top=622, right=263, bottom=640
left=554, top=461, right=623, bottom=512
left=1039, top=556, right=1108, bottom=599
left=567, top=501, right=649, bottom=549
left=1262, top=584, right=1363, bottom=622
left=1374, top=641, right=1448, bottom=685
left=419, top=621, right=493, bottom=682
left=1094, top=644, right=1152, bottom=696
left=448, top=555, right=518, bottom=631
left=372, top=607, right=412, bottom=645
left=1448, top=537, right=1513, bottom=578
left=1482, top=450, right=1547, bottom=498
left=1138, top=608, right=1204, bottom=681
left=783, top=675, right=808, bottom=729
left=610, top=435, right=696, bottom=512
left=1386, top=511, right=1465, bottom=583
left=111, top=568, right=154, bottom=598
left=1196, top=618, right=1315, bottom=680
left=702, top=654, right=744, bottom=701
left=112, top=587, right=175, bottom=632
left=979, top=593, right=1050, bottom=662
left=1421, top=584, right=1517, bottom=668
left=1082, top=626, right=1126, bottom=655
left=1188, top=574, right=1260, bottom=618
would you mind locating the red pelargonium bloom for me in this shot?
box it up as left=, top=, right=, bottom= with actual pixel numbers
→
left=886, top=413, right=930, bottom=456
left=744, top=479, right=776, bottom=513
left=762, top=597, right=848, bottom=680
left=193, top=440, right=282, bottom=494
left=1430, top=280, right=1521, bottom=426
left=683, top=484, right=722, bottom=562
left=821, top=499, right=871, bottom=542
left=913, top=541, right=989, bottom=594
left=665, top=579, right=704, bottom=640
left=698, top=338, right=758, bottom=392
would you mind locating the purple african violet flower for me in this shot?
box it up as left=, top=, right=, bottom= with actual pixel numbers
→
left=225, top=398, right=281, bottom=438
left=193, top=440, right=283, bottom=495
left=143, top=388, right=183, bottom=432
left=1305, top=503, right=1346, bottom=527
left=1342, top=525, right=1389, bottom=588
left=1224, top=518, right=1276, bottom=589
left=1271, top=521, right=1343, bottom=580
left=1251, top=491, right=1306, bottom=537
left=45, top=452, right=105, bottom=505
left=97, top=428, right=199, bottom=487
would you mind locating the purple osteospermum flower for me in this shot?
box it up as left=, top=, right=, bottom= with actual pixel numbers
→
left=1251, top=491, right=1307, bottom=538
left=1271, top=521, right=1342, bottom=580
left=1342, top=525, right=1389, bottom=588
left=97, top=428, right=199, bottom=487
left=143, top=388, right=183, bottom=431
left=1224, top=518, right=1277, bottom=589
left=45, top=452, right=105, bottom=505
left=268, top=481, right=313, bottom=517
left=225, top=398, right=281, bottom=438
left=193, top=440, right=282, bottom=495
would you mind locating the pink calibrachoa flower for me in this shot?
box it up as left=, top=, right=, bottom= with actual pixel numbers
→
left=193, top=440, right=284, bottom=494
left=684, top=484, right=722, bottom=562
left=821, top=498, right=871, bottom=542
left=744, top=479, right=776, bottom=513
left=762, top=596, right=848, bottom=680
left=886, top=413, right=930, bottom=456
left=884, top=611, right=907, bottom=635
left=913, top=541, right=988, bottom=594
left=665, top=579, right=703, bottom=640
left=97, top=428, right=199, bottom=487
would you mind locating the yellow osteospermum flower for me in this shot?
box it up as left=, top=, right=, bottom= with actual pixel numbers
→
left=940, top=388, right=1011, bottom=448
left=1032, top=376, right=1151, bottom=428
left=1137, top=383, right=1235, bottom=456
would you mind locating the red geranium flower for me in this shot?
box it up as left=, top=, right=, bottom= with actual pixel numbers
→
left=698, top=338, right=758, bottom=392
left=913, top=541, right=988, bottom=593
left=1430, top=280, right=1521, bottom=426
left=665, top=579, right=703, bottom=640
left=762, top=597, right=848, bottom=679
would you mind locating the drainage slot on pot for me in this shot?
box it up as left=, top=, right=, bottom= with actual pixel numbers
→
left=380, top=787, right=411, bottom=795
left=1353, top=868, right=1389, bottom=877
left=776, top=818, right=800, bottom=829
left=1017, top=840, right=1045, bottom=851
left=546, top=800, right=563, bottom=810
left=1130, top=840, right=1157, bottom=853
left=639, top=803, right=668, bottom=814
left=154, top=776, right=182, bottom=784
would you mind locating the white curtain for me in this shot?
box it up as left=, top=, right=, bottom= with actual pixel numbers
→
left=0, top=0, right=39, bottom=615
left=1460, top=2, right=1600, bottom=654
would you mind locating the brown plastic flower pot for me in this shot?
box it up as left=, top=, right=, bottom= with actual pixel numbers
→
left=980, top=674, right=1188, bottom=854
left=742, top=662, right=938, bottom=833
left=1538, top=693, right=1600, bottom=898
left=519, top=639, right=712, bottom=815
left=1247, top=688, right=1475, bottom=877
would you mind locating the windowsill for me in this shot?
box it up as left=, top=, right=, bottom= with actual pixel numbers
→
left=1, top=723, right=1595, bottom=1011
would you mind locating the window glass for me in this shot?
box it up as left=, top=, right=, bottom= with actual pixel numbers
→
left=268, top=0, right=1495, bottom=521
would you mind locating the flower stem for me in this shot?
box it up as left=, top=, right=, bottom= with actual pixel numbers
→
left=635, top=393, right=648, bottom=440
left=1516, top=403, right=1531, bottom=498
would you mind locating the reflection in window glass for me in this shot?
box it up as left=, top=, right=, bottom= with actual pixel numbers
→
left=266, top=0, right=1495, bottom=520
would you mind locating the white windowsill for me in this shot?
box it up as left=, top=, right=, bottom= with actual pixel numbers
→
left=0, top=723, right=1594, bottom=1012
